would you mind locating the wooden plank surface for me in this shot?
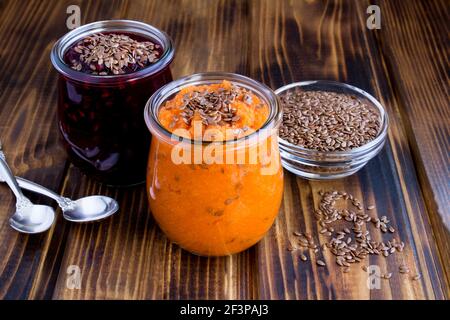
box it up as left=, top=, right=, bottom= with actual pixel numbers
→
left=368, top=0, right=450, bottom=283
left=248, top=0, right=448, bottom=299
left=0, top=0, right=448, bottom=300
left=0, top=0, right=70, bottom=299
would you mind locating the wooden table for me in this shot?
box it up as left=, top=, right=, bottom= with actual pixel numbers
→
left=0, top=0, right=448, bottom=300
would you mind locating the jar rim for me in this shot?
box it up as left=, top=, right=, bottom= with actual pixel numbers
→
left=50, top=20, right=175, bottom=84
left=275, top=80, right=389, bottom=157
left=144, top=72, right=282, bottom=145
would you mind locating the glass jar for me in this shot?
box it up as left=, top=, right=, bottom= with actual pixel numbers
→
left=276, top=81, right=389, bottom=180
left=144, top=73, right=284, bottom=256
left=51, top=20, right=174, bottom=186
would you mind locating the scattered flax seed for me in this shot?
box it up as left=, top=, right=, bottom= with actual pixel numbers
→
left=412, top=274, right=421, bottom=281
left=367, top=205, right=375, bottom=210
left=317, top=260, right=326, bottom=267
left=313, top=190, right=405, bottom=277
left=399, top=265, right=410, bottom=274
left=384, top=272, right=393, bottom=279
left=299, top=238, right=309, bottom=247
left=287, top=242, right=297, bottom=252
left=287, top=190, right=409, bottom=280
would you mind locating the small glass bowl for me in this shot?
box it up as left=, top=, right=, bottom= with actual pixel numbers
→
left=275, top=80, right=389, bottom=180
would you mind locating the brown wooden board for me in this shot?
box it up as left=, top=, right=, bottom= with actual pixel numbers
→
left=0, top=0, right=447, bottom=299
left=367, top=0, right=450, bottom=284
left=247, top=0, right=447, bottom=299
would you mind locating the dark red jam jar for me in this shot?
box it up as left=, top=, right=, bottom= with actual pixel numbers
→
left=51, top=20, right=174, bottom=186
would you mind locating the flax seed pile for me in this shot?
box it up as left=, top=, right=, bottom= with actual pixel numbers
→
left=288, top=190, right=421, bottom=281
left=279, top=90, right=381, bottom=151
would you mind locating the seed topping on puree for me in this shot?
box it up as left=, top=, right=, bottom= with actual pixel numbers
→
left=158, top=81, right=269, bottom=140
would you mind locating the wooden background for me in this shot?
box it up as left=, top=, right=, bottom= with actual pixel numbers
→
left=0, top=0, right=448, bottom=299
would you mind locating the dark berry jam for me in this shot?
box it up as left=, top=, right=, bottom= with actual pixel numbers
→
left=57, top=31, right=173, bottom=186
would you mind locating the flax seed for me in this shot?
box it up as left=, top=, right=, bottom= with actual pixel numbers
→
left=279, top=91, right=382, bottom=151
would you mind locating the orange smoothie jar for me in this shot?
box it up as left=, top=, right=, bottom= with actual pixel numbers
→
left=144, top=73, right=283, bottom=256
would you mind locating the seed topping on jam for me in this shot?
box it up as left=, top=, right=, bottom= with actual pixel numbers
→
left=68, top=33, right=160, bottom=75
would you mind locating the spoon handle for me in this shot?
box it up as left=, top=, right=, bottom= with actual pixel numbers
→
left=0, top=150, right=27, bottom=201
left=9, top=176, right=61, bottom=201
left=0, top=174, right=76, bottom=210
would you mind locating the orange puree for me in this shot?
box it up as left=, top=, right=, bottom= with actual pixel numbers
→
left=158, top=80, right=269, bottom=139
left=147, top=81, right=283, bottom=256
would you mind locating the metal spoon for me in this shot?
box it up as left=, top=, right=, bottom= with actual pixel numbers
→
left=0, top=175, right=119, bottom=223
left=0, top=149, right=55, bottom=233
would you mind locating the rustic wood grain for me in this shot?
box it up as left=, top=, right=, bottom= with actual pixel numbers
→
left=248, top=0, right=448, bottom=299
left=0, top=0, right=72, bottom=299
left=0, top=0, right=447, bottom=300
left=365, top=0, right=450, bottom=287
